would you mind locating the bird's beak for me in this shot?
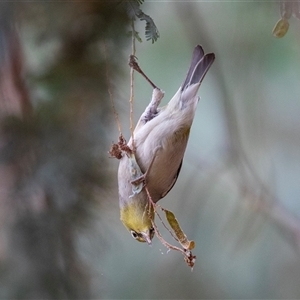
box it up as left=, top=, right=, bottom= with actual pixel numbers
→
left=142, top=232, right=152, bottom=246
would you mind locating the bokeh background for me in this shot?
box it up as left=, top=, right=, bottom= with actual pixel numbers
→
left=1, top=1, right=300, bottom=299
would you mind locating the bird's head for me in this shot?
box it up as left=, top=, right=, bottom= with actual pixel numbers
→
left=120, top=199, right=155, bottom=244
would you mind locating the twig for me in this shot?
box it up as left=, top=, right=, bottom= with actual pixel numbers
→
left=145, top=187, right=196, bottom=269
left=103, top=42, right=122, bottom=136
left=129, top=20, right=136, bottom=152
left=145, top=187, right=179, bottom=242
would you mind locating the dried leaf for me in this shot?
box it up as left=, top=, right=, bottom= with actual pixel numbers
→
left=273, top=18, right=289, bottom=38
left=163, top=208, right=195, bottom=250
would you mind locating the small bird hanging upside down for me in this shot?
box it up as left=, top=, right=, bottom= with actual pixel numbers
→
left=116, top=45, right=215, bottom=244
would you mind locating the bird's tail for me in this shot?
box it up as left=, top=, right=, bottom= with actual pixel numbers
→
left=181, top=45, right=215, bottom=92
left=167, top=45, right=214, bottom=114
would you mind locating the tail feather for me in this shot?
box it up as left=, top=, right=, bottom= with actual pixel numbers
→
left=181, top=45, right=215, bottom=91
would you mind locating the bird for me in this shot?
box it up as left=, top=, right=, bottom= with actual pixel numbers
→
left=118, top=45, right=215, bottom=244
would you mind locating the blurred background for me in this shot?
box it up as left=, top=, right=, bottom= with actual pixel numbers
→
left=1, top=1, right=300, bottom=299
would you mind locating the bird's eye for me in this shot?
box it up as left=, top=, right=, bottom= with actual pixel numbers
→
left=130, top=230, right=139, bottom=240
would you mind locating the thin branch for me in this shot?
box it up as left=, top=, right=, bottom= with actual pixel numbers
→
left=129, top=19, right=136, bottom=152
left=145, top=187, right=196, bottom=269
left=103, top=42, right=122, bottom=136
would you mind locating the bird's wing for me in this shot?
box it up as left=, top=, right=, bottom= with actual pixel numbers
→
left=160, top=159, right=183, bottom=198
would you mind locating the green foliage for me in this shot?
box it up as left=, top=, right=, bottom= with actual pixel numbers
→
left=137, top=10, right=160, bottom=43
left=121, top=0, right=160, bottom=43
